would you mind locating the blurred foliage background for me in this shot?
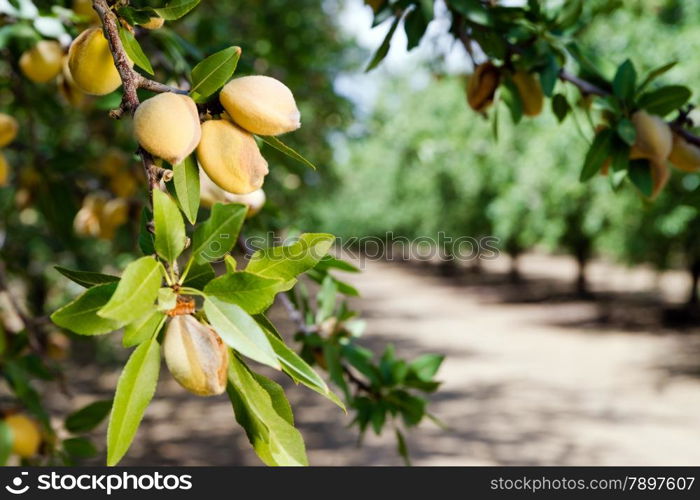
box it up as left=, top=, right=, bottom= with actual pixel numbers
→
left=304, top=0, right=700, bottom=302
left=2, top=0, right=700, bottom=464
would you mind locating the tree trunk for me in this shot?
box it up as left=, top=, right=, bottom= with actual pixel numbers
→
left=575, top=251, right=588, bottom=296
left=688, top=258, right=700, bottom=305
left=509, top=252, right=521, bottom=283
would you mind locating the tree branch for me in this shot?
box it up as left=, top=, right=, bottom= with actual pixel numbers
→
left=92, top=0, right=183, bottom=203
left=558, top=69, right=608, bottom=97
left=455, top=24, right=700, bottom=148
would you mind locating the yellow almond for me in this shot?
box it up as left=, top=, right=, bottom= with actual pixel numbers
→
left=197, top=119, right=268, bottom=194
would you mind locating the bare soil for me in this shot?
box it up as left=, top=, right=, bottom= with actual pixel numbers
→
left=47, top=253, right=700, bottom=465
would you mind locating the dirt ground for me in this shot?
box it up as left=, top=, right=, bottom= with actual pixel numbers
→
left=48, top=253, right=700, bottom=466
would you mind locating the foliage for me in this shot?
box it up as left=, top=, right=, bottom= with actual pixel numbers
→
left=0, top=0, right=442, bottom=466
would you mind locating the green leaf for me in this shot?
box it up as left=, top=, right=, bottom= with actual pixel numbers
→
left=451, top=0, right=492, bottom=26
left=246, top=233, right=334, bottom=284
left=637, top=61, right=677, bottom=94
left=204, top=272, right=285, bottom=314
left=554, top=0, right=582, bottom=30
left=107, top=337, right=161, bottom=466
left=539, top=56, right=559, bottom=98
left=323, top=343, right=350, bottom=399
left=260, top=325, right=344, bottom=410
left=580, top=128, right=614, bottom=181
left=116, top=6, right=154, bottom=26
left=153, top=190, right=186, bottom=264
left=173, top=156, right=200, bottom=224
left=396, top=429, right=411, bottom=466
left=259, top=136, right=316, bottom=169
left=628, top=159, right=653, bottom=197
left=551, top=93, right=570, bottom=122
left=181, top=260, right=215, bottom=289
left=51, top=283, right=122, bottom=335
left=307, top=269, right=359, bottom=297
left=190, top=46, right=241, bottom=103
left=123, top=310, right=166, bottom=348
left=314, top=255, right=359, bottom=273
left=191, top=203, right=246, bottom=264
left=408, top=354, right=444, bottom=381
left=65, top=400, right=113, bottom=433
left=501, top=78, right=523, bottom=124
left=403, top=5, right=428, bottom=51
left=204, top=297, right=280, bottom=369
left=637, top=85, right=692, bottom=117
left=224, top=254, right=237, bottom=273
left=315, top=275, right=337, bottom=323
left=139, top=208, right=155, bottom=255
left=98, top=257, right=163, bottom=324
left=226, top=355, right=308, bottom=466
left=252, top=372, right=294, bottom=424
left=612, top=59, right=636, bottom=101
left=616, top=118, right=637, bottom=146
left=365, top=14, right=400, bottom=72
left=54, top=266, right=119, bottom=288
left=610, top=140, right=630, bottom=173
left=157, top=287, right=177, bottom=311
left=118, top=25, right=153, bottom=75
left=64, top=437, right=97, bottom=458
left=154, top=0, right=200, bottom=20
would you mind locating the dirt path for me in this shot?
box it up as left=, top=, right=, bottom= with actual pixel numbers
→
left=53, top=254, right=700, bottom=465
left=334, top=257, right=700, bottom=465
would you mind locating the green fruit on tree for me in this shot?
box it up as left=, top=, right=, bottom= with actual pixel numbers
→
left=197, top=119, right=268, bottom=194
left=5, top=414, right=41, bottom=458
left=133, top=92, right=201, bottom=165
left=0, top=113, right=18, bottom=148
left=19, top=40, right=63, bottom=83
left=68, top=28, right=131, bottom=95
left=163, top=314, right=229, bottom=396
left=220, top=75, right=301, bottom=136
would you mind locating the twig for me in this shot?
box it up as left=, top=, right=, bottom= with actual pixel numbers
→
left=91, top=0, right=184, bottom=202
left=558, top=69, right=608, bottom=97
left=455, top=23, right=700, bottom=147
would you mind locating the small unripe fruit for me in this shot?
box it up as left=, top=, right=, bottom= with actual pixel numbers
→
left=199, top=168, right=266, bottom=216
left=134, top=93, right=201, bottom=165
left=58, top=56, right=88, bottom=108
left=5, top=414, right=41, bottom=458
left=631, top=110, right=672, bottom=161
left=512, top=70, right=543, bottom=117
left=73, top=0, right=100, bottom=24
left=68, top=28, right=130, bottom=95
left=0, top=152, right=9, bottom=186
left=229, top=189, right=266, bottom=218
left=73, top=194, right=104, bottom=238
left=0, top=113, right=19, bottom=147
left=197, top=119, right=269, bottom=194
left=466, top=62, right=500, bottom=112
left=163, top=315, right=229, bottom=396
left=220, top=75, right=301, bottom=136
left=141, top=16, right=165, bottom=30
left=109, top=171, right=139, bottom=198
left=99, top=198, right=128, bottom=239
left=668, top=133, right=700, bottom=172
left=19, top=40, right=63, bottom=83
